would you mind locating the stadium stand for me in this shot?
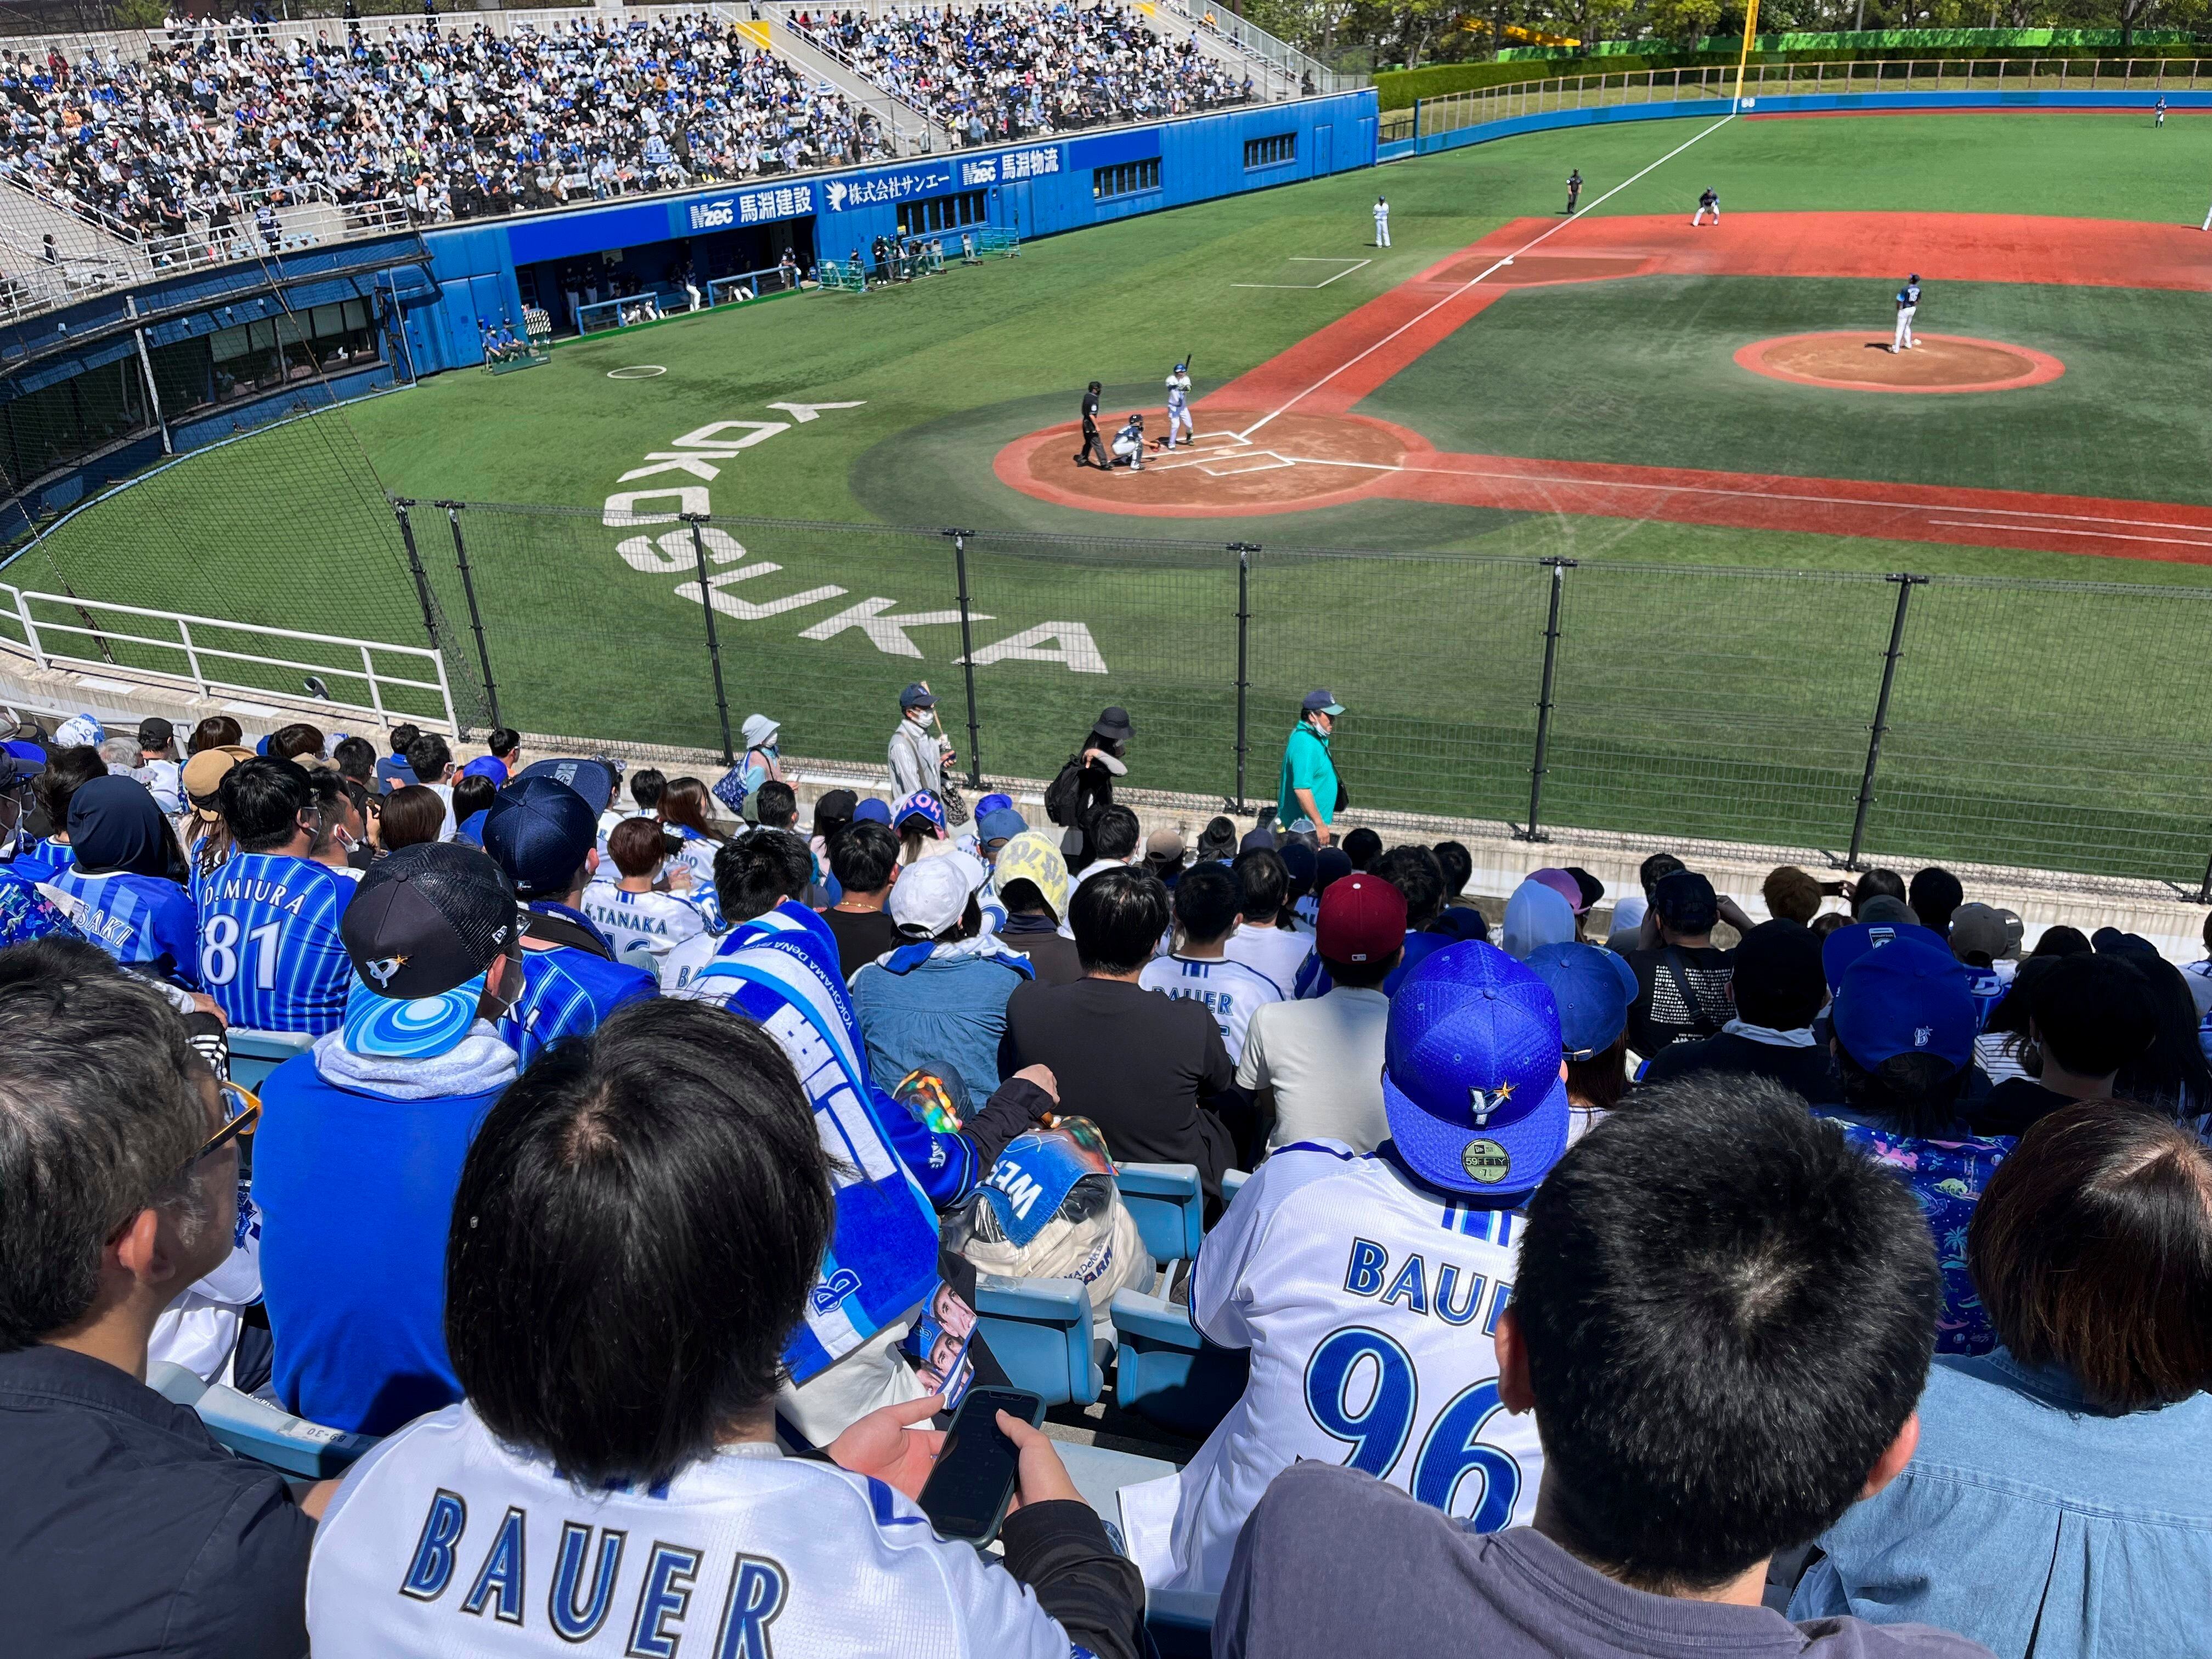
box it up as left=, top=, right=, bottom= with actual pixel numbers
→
left=791, top=3, right=1253, bottom=141
left=4, top=692, right=2211, bottom=1657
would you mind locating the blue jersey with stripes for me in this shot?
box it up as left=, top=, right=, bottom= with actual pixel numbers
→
left=498, top=902, right=659, bottom=1067
left=41, top=866, right=201, bottom=985
left=193, top=854, right=357, bottom=1034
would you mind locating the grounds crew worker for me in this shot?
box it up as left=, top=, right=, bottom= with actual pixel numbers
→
left=1275, top=689, right=1344, bottom=847
left=1075, top=380, right=1110, bottom=469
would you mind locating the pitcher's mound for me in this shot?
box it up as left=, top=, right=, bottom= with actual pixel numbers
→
left=1736, top=331, right=2065, bottom=393
left=995, top=411, right=1425, bottom=517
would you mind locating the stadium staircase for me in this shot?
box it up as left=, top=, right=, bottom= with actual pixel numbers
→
left=1139, top=0, right=1364, bottom=100
left=0, top=175, right=149, bottom=321
left=743, top=3, right=948, bottom=155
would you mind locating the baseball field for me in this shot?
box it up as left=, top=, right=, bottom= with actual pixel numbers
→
left=15, top=110, right=2212, bottom=881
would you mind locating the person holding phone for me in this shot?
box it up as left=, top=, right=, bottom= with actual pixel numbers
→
left=305, top=998, right=1144, bottom=1659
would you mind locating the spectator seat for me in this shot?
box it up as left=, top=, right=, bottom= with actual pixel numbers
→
left=225, top=1028, right=314, bottom=1091
left=1115, top=1161, right=1204, bottom=1267
left=1108, top=1289, right=1249, bottom=1440
left=973, top=1274, right=1101, bottom=1406
left=1217, top=1167, right=1250, bottom=1210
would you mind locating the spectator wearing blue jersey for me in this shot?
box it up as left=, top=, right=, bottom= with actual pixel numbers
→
left=13, top=743, right=104, bottom=879
left=194, top=758, right=357, bottom=1035
left=373, top=722, right=418, bottom=794
left=255, top=841, right=526, bottom=1436
left=458, top=726, right=521, bottom=789
left=483, top=776, right=655, bottom=1068
left=42, top=776, right=198, bottom=986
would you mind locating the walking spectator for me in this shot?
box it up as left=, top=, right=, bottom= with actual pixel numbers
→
left=1526, top=940, right=1639, bottom=1144
left=1968, top=952, right=2155, bottom=1137
left=1816, top=926, right=2007, bottom=1353
left=1128, top=939, right=1561, bottom=1594
left=1623, top=868, right=1735, bottom=1055
left=304, top=998, right=1142, bottom=1659
left=1046, top=704, right=1133, bottom=855
left=376, top=782, right=445, bottom=851
left=1273, top=690, right=1343, bottom=846
left=1222, top=846, right=1311, bottom=994
left=1640, top=919, right=1840, bottom=1104
left=0, top=960, right=319, bottom=1657
left=820, top=818, right=904, bottom=973
left=851, top=854, right=1031, bottom=1102
left=1237, top=870, right=1402, bottom=1153
left=1002, top=866, right=1238, bottom=1190
left=733, top=710, right=788, bottom=807
left=1797, top=1100, right=2212, bottom=1658
left=485, top=778, right=656, bottom=1062
left=195, top=757, right=355, bottom=1033
left=656, top=775, right=731, bottom=888
left=988, top=830, right=1082, bottom=986
left=1141, top=861, right=1282, bottom=1063
left=887, top=682, right=950, bottom=799
left=254, top=842, right=524, bottom=1435
left=41, top=776, right=197, bottom=985
left=1217, top=1075, right=1959, bottom=1659
left=374, top=722, right=419, bottom=793
left=580, top=815, right=709, bottom=979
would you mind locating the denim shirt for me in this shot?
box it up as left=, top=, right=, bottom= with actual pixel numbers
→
left=848, top=939, right=1034, bottom=1109
left=1794, top=1349, right=2212, bottom=1658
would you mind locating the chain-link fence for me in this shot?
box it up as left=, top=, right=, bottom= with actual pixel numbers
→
left=20, top=492, right=2212, bottom=890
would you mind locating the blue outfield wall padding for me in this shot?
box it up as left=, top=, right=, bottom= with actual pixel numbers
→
left=1399, top=86, right=2212, bottom=157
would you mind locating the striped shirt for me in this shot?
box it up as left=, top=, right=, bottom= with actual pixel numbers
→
left=41, top=866, right=201, bottom=985
left=194, top=853, right=356, bottom=1034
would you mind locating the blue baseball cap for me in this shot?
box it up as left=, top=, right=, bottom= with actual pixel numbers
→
left=1820, top=919, right=1938, bottom=994
left=974, top=793, right=1014, bottom=818
left=978, top=806, right=1027, bottom=844
left=1831, top=930, right=1976, bottom=1070
left=1524, top=942, right=1638, bottom=1060
left=1383, top=941, right=1569, bottom=1197
left=853, top=797, right=893, bottom=825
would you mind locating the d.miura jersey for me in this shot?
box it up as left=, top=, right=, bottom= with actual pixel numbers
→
left=192, top=853, right=356, bottom=1032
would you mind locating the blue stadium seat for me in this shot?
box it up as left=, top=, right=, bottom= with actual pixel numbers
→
left=146, top=1361, right=380, bottom=1478
left=1144, top=1589, right=1221, bottom=1659
left=1217, top=1167, right=1251, bottom=1211
left=225, top=1028, right=314, bottom=1091
left=973, top=1274, right=1101, bottom=1407
left=1115, top=1162, right=1204, bottom=1267
left=1109, top=1289, right=1250, bottom=1440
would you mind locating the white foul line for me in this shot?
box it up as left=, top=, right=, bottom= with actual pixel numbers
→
left=1231, top=257, right=1373, bottom=291
left=1235, top=112, right=1741, bottom=441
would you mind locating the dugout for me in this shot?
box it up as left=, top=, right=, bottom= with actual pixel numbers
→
left=515, top=217, right=814, bottom=338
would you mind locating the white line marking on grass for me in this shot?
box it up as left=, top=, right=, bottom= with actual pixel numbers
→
left=1235, top=112, right=1741, bottom=441
left=606, top=364, right=668, bottom=379
left=1232, top=257, right=1373, bottom=290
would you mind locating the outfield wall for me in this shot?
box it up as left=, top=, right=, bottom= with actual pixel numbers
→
left=1381, top=85, right=2212, bottom=159
left=403, top=93, right=1380, bottom=375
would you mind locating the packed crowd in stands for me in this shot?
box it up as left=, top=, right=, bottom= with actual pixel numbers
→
left=0, top=13, right=888, bottom=246
left=4, top=683, right=2210, bottom=1657
left=792, top=4, right=1251, bottom=144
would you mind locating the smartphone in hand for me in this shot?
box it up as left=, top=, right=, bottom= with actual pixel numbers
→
left=916, top=1386, right=1046, bottom=1547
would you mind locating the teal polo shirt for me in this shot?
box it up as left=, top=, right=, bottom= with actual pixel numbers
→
left=1276, top=721, right=1338, bottom=832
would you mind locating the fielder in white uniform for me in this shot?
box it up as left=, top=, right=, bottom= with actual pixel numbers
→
left=1121, top=939, right=1566, bottom=1594
left=1373, top=195, right=1391, bottom=246
left=1892, top=274, right=1921, bottom=352
left=1162, top=362, right=1194, bottom=448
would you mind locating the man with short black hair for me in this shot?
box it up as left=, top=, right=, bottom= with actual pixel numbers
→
left=1004, top=866, right=1237, bottom=1190
left=820, top=817, right=903, bottom=974
left=754, top=777, right=799, bottom=831
left=1141, top=861, right=1282, bottom=1063
left=1624, top=868, right=1735, bottom=1055
left=403, top=731, right=454, bottom=836
left=1640, top=919, right=1840, bottom=1104
left=486, top=777, right=657, bottom=1062
left=1909, top=866, right=1963, bottom=937
left=254, top=842, right=527, bottom=1435
left=1222, top=846, right=1312, bottom=995
left=459, top=726, right=522, bottom=788
left=1216, top=1075, right=1970, bottom=1659
left=1969, top=951, right=2155, bottom=1137
left=136, top=716, right=183, bottom=814
left=374, top=722, right=420, bottom=794
left=0, top=959, right=320, bottom=1655
left=195, top=755, right=357, bottom=1033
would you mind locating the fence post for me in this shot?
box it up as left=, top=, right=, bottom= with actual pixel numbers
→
left=434, top=500, right=501, bottom=733
left=1230, top=543, right=1258, bottom=812
left=945, top=528, right=984, bottom=789
left=1846, top=573, right=1927, bottom=871
left=388, top=499, right=446, bottom=660
left=682, top=514, right=737, bottom=765
left=1518, top=557, right=1573, bottom=843
left=177, top=617, right=207, bottom=697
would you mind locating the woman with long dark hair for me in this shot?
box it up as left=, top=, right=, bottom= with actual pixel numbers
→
left=657, top=775, right=731, bottom=887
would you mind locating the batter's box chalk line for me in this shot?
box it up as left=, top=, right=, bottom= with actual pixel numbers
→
left=1232, top=257, right=1373, bottom=291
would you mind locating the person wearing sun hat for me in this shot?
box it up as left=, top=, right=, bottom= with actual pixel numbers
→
left=252, top=841, right=528, bottom=1436
left=982, top=828, right=1081, bottom=985
left=1121, top=934, right=1555, bottom=1596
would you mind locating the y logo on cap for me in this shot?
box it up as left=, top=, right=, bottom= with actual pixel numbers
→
left=365, top=955, right=408, bottom=988
left=1469, top=1081, right=1515, bottom=1127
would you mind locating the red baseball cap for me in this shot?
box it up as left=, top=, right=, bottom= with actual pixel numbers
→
left=1318, top=872, right=1408, bottom=964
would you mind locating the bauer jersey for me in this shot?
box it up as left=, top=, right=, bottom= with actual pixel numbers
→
left=1120, top=1139, right=1540, bottom=1595
left=192, top=852, right=356, bottom=1032
left=307, top=1403, right=1086, bottom=1659
left=1138, top=952, right=1284, bottom=1063
left=39, top=865, right=200, bottom=985
left=578, top=879, right=709, bottom=981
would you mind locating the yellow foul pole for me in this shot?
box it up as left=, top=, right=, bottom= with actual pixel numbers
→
left=1734, top=0, right=1763, bottom=106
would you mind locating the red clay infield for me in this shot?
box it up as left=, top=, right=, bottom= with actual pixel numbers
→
left=1735, top=331, right=2067, bottom=393
left=992, top=212, right=2212, bottom=562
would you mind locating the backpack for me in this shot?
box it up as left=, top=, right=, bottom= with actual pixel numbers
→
left=1042, top=753, right=1086, bottom=828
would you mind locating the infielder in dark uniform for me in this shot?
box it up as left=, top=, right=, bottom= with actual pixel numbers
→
left=1075, top=380, right=1110, bottom=469
left=1566, top=168, right=1583, bottom=214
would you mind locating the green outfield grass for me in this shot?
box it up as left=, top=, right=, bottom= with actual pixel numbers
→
left=11, top=112, right=2212, bottom=880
